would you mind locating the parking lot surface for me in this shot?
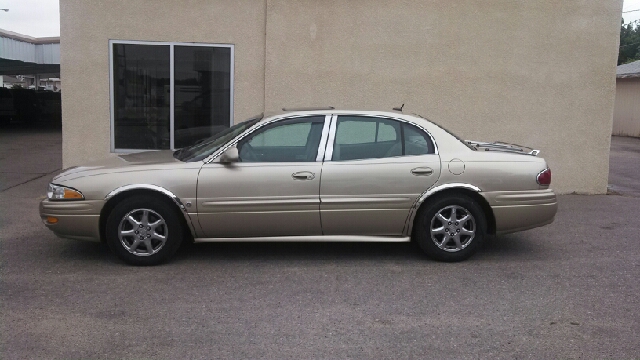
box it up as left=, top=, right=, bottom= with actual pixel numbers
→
left=1, top=131, right=639, bottom=359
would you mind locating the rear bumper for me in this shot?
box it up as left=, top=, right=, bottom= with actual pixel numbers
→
left=39, top=199, right=103, bottom=242
left=482, top=189, right=558, bottom=235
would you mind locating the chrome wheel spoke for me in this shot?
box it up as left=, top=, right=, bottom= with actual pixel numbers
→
left=130, top=239, right=142, bottom=251
left=436, top=213, right=448, bottom=223
left=149, top=219, right=165, bottom=228
left=120, top=229, right=135, bottom=237
left=439, top=234, right=449, bottom=248
left=431, top=226, right=446, bottom=235
left=460, top=229, right=475, bottom=236
left=144, top=239, right=154, bottom=254
left=152, top=233, right=166, bottom=243
left=127, top=215, right=139, bottom=227
left=453, top=235, right=462, bottom=250
left=140, top=210, right=150, bottom=226
left=449, top=207, right=457, bottom=222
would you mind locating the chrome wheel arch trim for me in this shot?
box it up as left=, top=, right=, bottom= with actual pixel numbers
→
left=403, top=183, right=482, bottom=236
left=104, top=184, right=196, bottom=235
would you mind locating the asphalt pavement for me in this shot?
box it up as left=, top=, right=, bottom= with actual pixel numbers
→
left=1, top=131, right=639, bottom=359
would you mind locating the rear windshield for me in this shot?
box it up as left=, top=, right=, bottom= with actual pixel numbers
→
left=412, top=113, right=476, bottom=150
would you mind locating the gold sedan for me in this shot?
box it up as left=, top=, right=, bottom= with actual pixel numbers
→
left=40, top=110, right=557, bottom=265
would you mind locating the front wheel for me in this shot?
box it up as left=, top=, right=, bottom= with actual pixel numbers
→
left=105, top=195, right=184, bottom=266
left=414, top=194, right=486, bottom=262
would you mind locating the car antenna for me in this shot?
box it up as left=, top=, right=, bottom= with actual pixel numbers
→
left=393, top=103, right=404, bottom=112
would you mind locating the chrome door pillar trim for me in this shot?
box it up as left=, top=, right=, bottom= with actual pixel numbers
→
left=315, top=115, right=332, bottom=162
left=324, top=115, right=338, bottom=161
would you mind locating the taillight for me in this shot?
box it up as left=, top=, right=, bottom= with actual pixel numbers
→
left=537, top=168, right=551, bottom=186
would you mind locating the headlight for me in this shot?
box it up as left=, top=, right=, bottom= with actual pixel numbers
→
left=47, top=183, right=84, bottom=200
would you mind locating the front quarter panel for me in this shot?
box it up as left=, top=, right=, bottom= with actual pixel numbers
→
left=40, top=161, right=203, bottom=240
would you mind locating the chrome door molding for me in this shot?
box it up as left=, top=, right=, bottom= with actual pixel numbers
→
left=193, top=235, right=411, bottom=243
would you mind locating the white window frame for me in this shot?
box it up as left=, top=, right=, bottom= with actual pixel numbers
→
left=108, top=40, right=235, bottom=153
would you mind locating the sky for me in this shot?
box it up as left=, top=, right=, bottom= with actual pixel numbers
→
left=0, top=0, right=639, bottom=38
left=0, top=0, right=59, bottom=37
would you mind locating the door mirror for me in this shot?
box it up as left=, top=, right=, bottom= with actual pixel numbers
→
left=219, top=146, right=239, bottom=164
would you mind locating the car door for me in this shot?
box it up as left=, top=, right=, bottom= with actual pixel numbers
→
left=197, top=115, right=330, bottom=238
left=320, top=115, right=441, bottom=236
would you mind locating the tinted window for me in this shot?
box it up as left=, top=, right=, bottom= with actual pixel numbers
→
left=403, top=123, right=435, bottom=155
left=113, top=44, right=170, bottom=150
left=332, top=116, right=401, bottom=161
left=238, top=117, right=325, bottom=162
left=111, top=42, right=233, bottom=151
left=332, top=116, right=434, bottom=161
left=174, top=46, right=231, bottom=148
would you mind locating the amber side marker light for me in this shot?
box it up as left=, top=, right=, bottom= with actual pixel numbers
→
left=63, top=189, right=83, bottom=199
left=46, top=216, right=59, bottom=224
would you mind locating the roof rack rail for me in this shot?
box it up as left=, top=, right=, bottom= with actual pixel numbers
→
left=281, top=106, right=335, bottom=111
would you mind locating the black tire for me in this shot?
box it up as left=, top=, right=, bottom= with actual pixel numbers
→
left=414, top=193, right=486, bottom=262
left=105, top=195, right=184, bottom=266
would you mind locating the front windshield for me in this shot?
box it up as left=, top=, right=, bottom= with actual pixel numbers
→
left=174, top=116, right=262, bottom=162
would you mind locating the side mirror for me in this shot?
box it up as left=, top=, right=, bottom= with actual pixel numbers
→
left=219, top=146, right=239, bottom=164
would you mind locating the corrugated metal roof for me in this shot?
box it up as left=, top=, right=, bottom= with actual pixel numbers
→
left=0, top=28, right=60, bottom=65
left=617, top=60, right=640, bottom=78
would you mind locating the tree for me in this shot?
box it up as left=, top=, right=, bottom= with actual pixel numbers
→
left=619, top=19, right=640, bottom=65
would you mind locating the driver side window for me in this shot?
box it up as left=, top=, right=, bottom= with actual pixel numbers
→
left=238, top=117, right=325, bottom=162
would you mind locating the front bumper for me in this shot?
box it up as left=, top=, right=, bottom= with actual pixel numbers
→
left=482, top=189, right=558, bottom=235
left=39, top=199, right=104, bottom=242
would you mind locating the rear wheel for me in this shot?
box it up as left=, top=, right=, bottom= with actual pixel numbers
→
left=106, top=195, right=183, bottom=266
left=414, top=194, right=486, bottom=262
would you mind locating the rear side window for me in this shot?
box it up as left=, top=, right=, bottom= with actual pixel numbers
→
left=403, top=123, right=435, bottom=155
left=332, top=116, right=435, bottom=161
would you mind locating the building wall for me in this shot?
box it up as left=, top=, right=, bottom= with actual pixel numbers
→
left=613, top=78, right=640, bottom=137
left=60, top=0, right=266, bottom=167
left=61, top=0, right=623, bottom=194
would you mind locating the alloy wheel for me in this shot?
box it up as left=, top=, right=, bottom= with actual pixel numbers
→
left=118, top=208, right=168, bottom=256
left=429, top=205, right=476, bottom=252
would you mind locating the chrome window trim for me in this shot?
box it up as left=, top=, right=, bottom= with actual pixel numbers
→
left=108, top=40, right=235, bottom=153
left=204, top=114, right=331, bottom=164
left=322, top=114, right=439, bottom=162
left=315, top=115, right=332, bottom=162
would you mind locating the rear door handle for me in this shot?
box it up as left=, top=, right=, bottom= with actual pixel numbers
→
left=411, top=167, right=433, bottom=176
left=292, top=171, right=316, bottom=180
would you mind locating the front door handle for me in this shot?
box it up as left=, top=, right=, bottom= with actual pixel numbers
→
left=292, top=171, right=316, bottom=180
left=411, top=167, right=433, bottom=176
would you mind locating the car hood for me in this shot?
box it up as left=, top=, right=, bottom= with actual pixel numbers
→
left=53, top=150, right=187, bottom=182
